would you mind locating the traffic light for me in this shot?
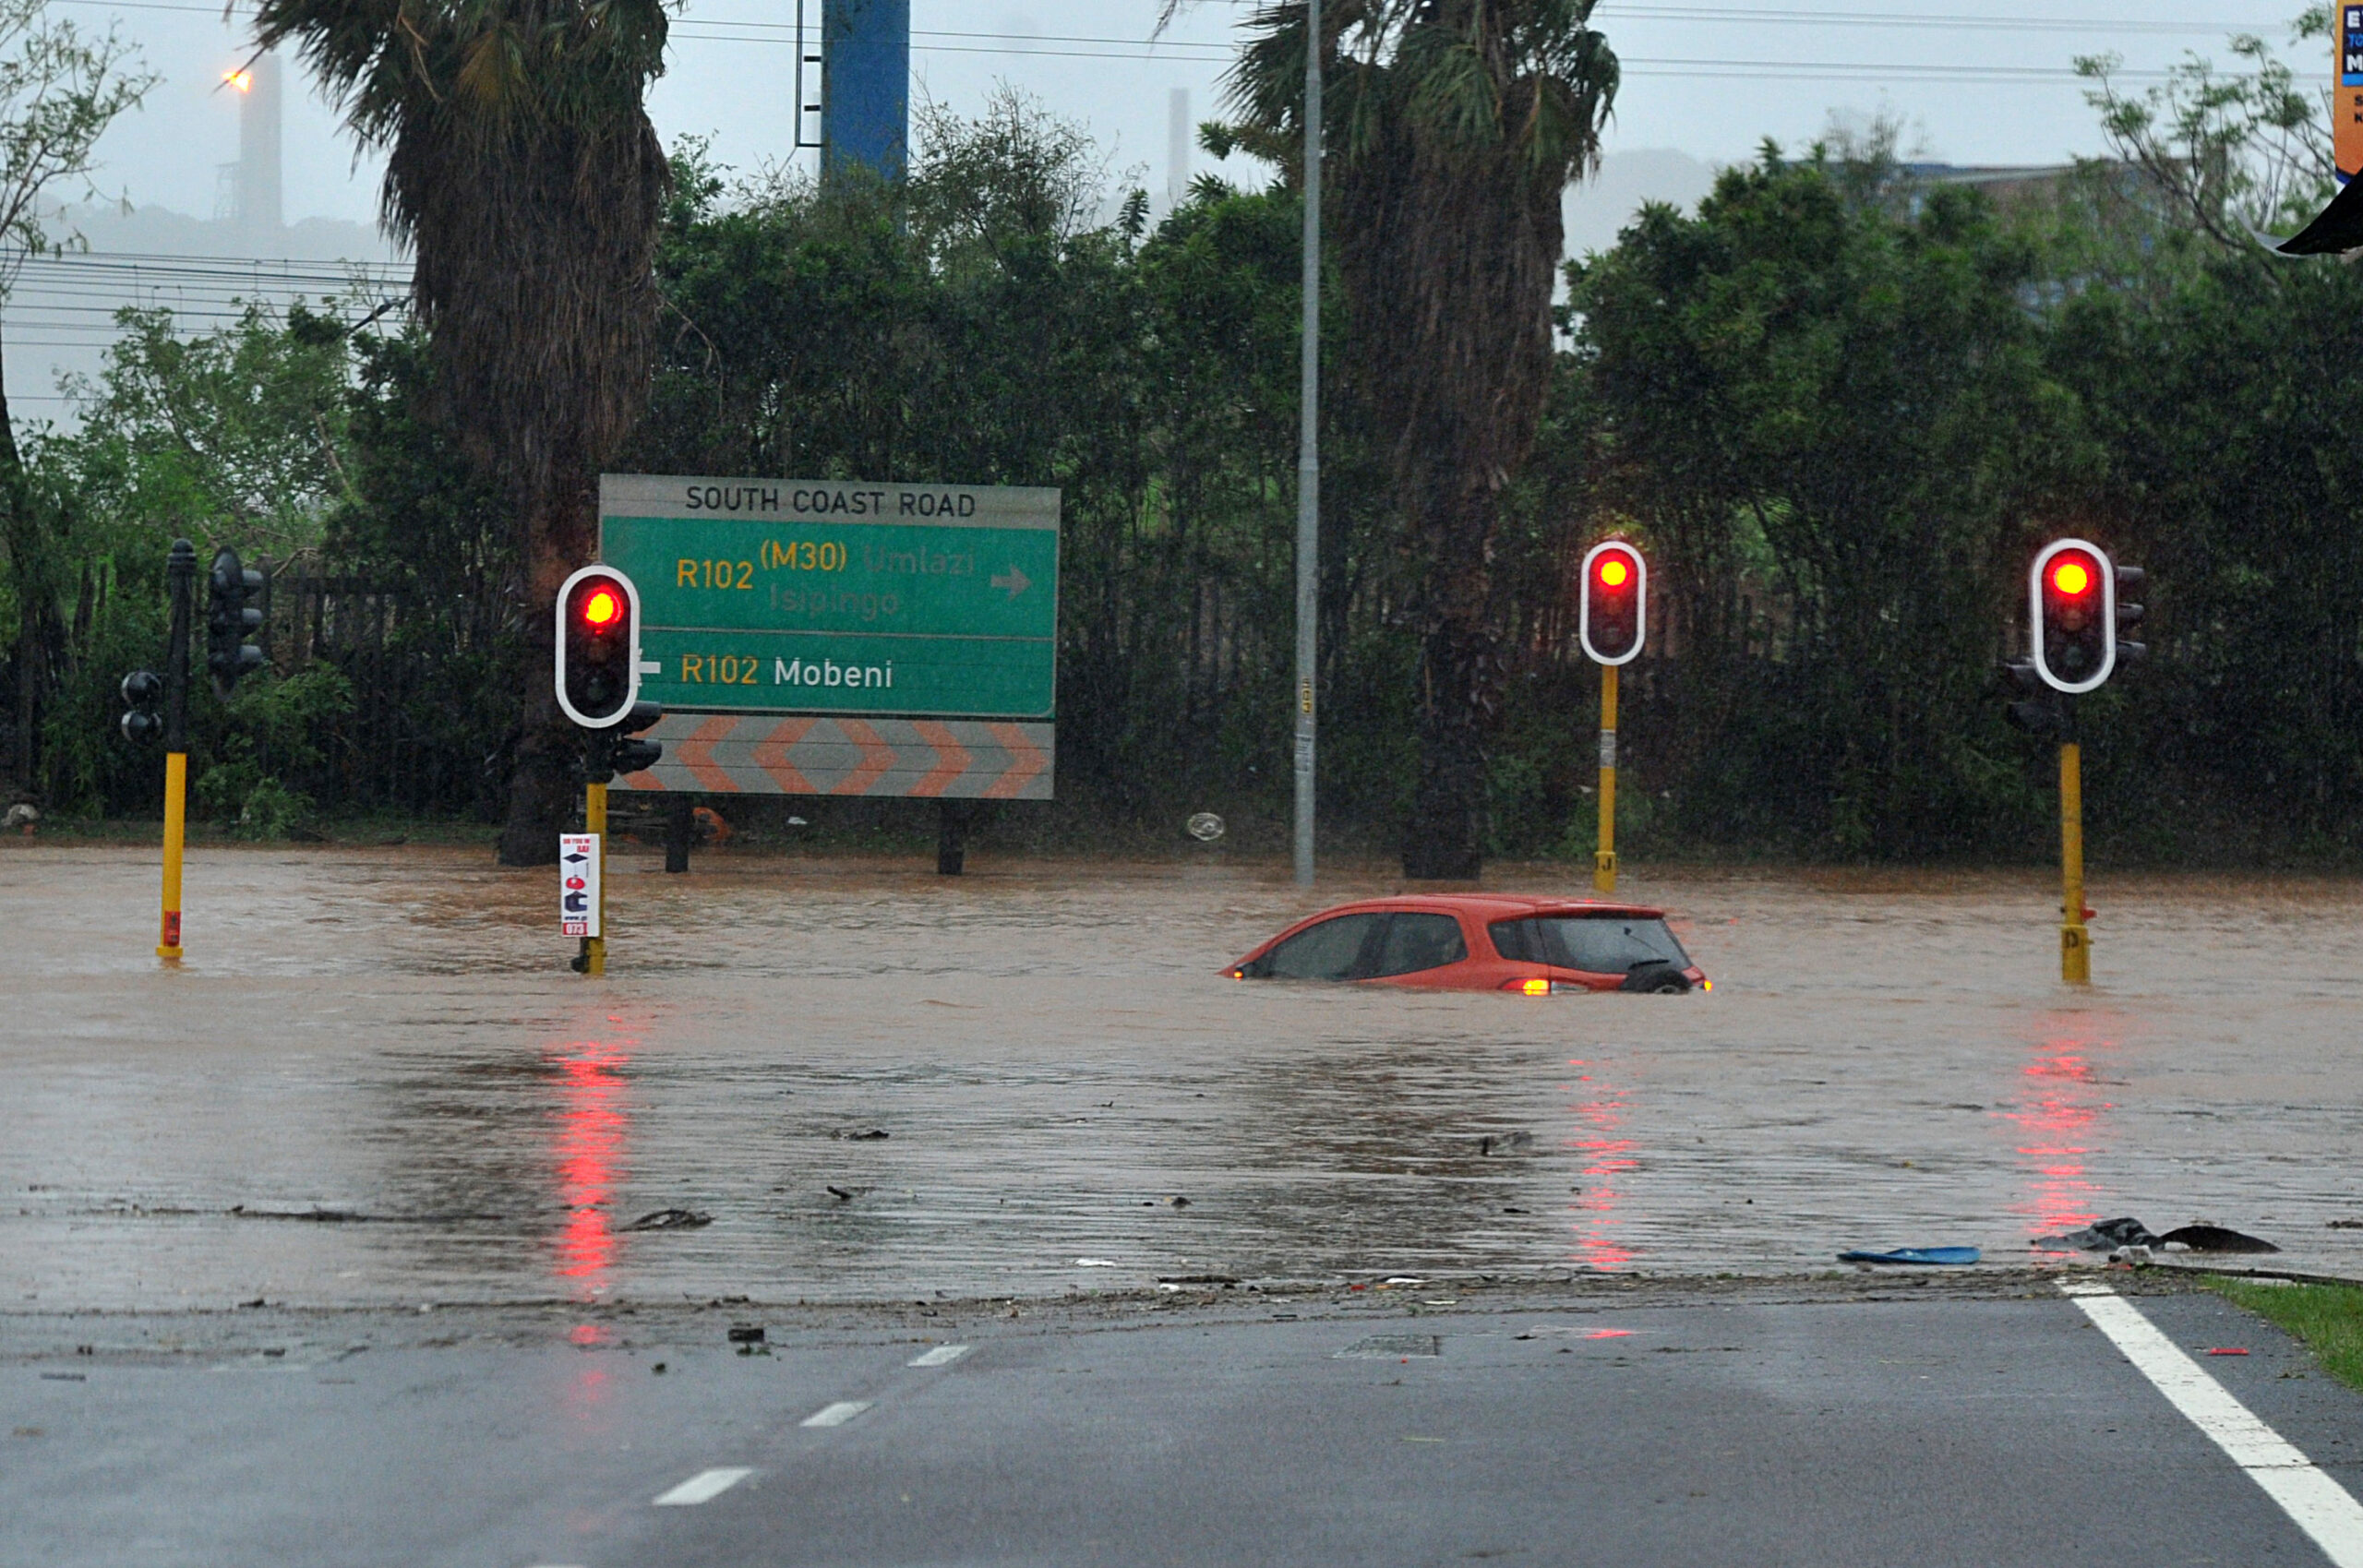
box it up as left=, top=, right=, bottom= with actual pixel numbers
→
left=609, top=700, right=666, bottom=778
left=206, top=547, right=266, bottom=696
left=1578, top=541, right=1647, bottom=665
left=555, top=564, right=644, bottom=728
left=1997, top=659, right=2066, bottom=739
left=2113, top=563, right=2147, bottom=666
left=2029, top=539, right=2116, bottom=694
left=119, top=669, right=164, bottom=743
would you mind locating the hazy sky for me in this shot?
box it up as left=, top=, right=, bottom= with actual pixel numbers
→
left=50, top=0, right=2320, bottom=233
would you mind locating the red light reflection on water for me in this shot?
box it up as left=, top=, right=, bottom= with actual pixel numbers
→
left=551, top=1041, right=629, bottom=1298
left=1565, top=1059, right=1637, bottom=1272
left=2000, top=1035, right=2116, bottom=1246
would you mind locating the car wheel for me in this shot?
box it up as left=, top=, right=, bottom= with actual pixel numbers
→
left=1620, top=962, right=1690, bottom=994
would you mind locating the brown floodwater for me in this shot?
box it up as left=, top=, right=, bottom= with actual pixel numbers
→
left=3, top=841, right=2358, bottom=1310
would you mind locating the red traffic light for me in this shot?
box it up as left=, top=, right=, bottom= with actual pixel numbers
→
left=556, top=566, right=644, bottom=728
left=1578, top=542, right=1647, bottom=665
left=2029, top=539, right=2116, bottom=695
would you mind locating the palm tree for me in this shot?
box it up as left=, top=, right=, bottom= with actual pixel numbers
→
left=250, top=0, right=673, bottom=864
left=1215, top=0, right=1616, bottom=878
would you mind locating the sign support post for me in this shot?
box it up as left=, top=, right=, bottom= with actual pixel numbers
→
left=158, top=539, right=194, bottom=961
left=1596, top=663, right=1618, bottom=895
left=583, top=782, right=607, bottom=977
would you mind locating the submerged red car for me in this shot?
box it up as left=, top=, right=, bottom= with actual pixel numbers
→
left=1226, top=894, right=1708, bottom=995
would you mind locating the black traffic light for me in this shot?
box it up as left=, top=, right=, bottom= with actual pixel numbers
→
left=206, top=547, right=266, bottom=696
left=611, top=700, right=666, bottom=777
left=120, top=669, right=164, bottom=743
left=582, top=701, right=666, bottom=784
left=1578, top=541, right=1647, bottom=665
left=1997, top=659, right=2067, bottom=739
left=2030, top=539, right=2116, bottom=694
left=2113, top=563, right=2147, bottom=666
left=556, top=565, right=644, bottom=728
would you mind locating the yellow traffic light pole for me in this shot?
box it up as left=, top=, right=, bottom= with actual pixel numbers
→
left=2059, top=736, right=2089, bottom=984
left=157, top=539, right=195, bottom=962
left=1595, top=663, right=1618, bottom=894
left=158, top=753, right=186, bottom=959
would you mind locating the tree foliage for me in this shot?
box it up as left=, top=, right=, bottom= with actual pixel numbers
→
left=250, top=0, right=675, bottom=862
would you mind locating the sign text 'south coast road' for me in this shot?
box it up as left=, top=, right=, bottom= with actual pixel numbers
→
left=598, top=474, right=1060, bottom=720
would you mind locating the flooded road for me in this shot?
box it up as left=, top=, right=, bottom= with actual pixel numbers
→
left=3, top=844, right=2359, bottom=1309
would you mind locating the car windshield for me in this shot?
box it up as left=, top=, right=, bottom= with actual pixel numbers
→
left=1494, top=915, right=1689, bottom=974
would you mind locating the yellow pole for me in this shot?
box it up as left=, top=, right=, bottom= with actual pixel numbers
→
left=1595, top=662, right=1618, bottom=895
left=584, top=779, right=607, bottom=978
left=157, top=751, right=186, bottom=960
left=2059, top=740, right=2089, bottom=984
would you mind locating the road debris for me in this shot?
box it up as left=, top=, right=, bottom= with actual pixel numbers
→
left=2033, top=1217, right=2278, bottom=1253
left=625, top=1208, right=711, bottom=1231
left=1839, top=1247, right=1980, bottom=1266
left=836, top=1129, right=890, bottom=1141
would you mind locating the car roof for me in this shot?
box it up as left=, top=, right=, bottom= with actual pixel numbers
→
left=1298, top=893, right=1667, bottom=922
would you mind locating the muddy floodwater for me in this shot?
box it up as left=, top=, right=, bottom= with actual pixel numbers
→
left=2, top=843, right=2359, bottom=1310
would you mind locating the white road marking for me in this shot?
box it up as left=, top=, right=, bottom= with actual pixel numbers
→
left=907, top=1344, right=970, bottom=1367
left=652, top=1467, right=753, bottom=1507
left=801, top=1400, right=874, bottom=1428
left=2063, top=1282, right=2363, bottom=1567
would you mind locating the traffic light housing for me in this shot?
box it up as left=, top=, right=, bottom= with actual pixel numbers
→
left=2030, top=539, right=2115, bottom=694
left=1578, top=541, right=1647, bottom=665
left=605, top=700, right=666, bottom=780
left=556, top=565, right=645, bottom=728
left=2113, top=564, right=2147, bottom=666
left=206, top=547, right=266, bottom=696
left=1997, top=659, right=2067, bottom=739
left=119, top=669, right=164, bottom=743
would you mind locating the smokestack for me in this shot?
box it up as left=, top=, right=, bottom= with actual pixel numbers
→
left=237, top=52, right=282, bottom=234
left=1168, top=89, right=1191, bottom=212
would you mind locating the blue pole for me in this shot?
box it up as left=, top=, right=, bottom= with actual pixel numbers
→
left=822, top=0, right=909, bottom=182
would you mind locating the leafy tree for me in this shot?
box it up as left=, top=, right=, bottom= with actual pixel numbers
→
left=0, top=0, right=153, bottom=795
left=1566, top=146, right=2096, bottom=855
left=252, top=0, right=675, bottom=864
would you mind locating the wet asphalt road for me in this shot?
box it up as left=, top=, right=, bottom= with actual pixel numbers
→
left=5, top=1282, right=2357, bottom=1568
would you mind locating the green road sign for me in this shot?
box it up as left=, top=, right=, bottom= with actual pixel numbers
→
left=599, top=474, right=1060, bottom=719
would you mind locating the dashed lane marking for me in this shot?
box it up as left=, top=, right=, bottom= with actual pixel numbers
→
left=2062, top=1281, right=2363, bottom=1567
left=907, top=1344, right=971, bottom=1368
left=652, top=1467, right=753, bottom=1507
left=801, top=1400, right=874, bottom=1428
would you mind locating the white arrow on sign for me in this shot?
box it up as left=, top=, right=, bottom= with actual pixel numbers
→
left=990, top=565, right=1030, bottom=599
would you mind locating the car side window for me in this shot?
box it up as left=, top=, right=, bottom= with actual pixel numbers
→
left=1261, top=913, right=1384, bottom=980
left=1489, top=918, right=1537, bottom=963
left=1370, top=913, right=1469, bottom=977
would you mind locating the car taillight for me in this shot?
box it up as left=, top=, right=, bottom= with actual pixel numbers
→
left=1503, top=977, right=1582, bottom=996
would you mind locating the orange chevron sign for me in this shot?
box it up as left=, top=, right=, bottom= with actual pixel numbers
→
left=614, top=715, right=1052, bottom=800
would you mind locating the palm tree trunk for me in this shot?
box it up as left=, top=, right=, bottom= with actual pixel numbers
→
left=494, top=473, right=598, bottom=866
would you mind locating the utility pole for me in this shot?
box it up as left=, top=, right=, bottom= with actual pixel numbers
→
left=1292, top=0, right=1322, bottom=888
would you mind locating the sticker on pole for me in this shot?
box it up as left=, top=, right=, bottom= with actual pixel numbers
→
left=560, top=833, right=601, bottom=938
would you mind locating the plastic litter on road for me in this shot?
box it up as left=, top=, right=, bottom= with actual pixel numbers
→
left=1838, top=1247, right=1981, bottom=1266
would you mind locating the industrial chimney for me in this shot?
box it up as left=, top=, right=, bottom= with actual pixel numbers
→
left=235, top=52, right=282, bottom=235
